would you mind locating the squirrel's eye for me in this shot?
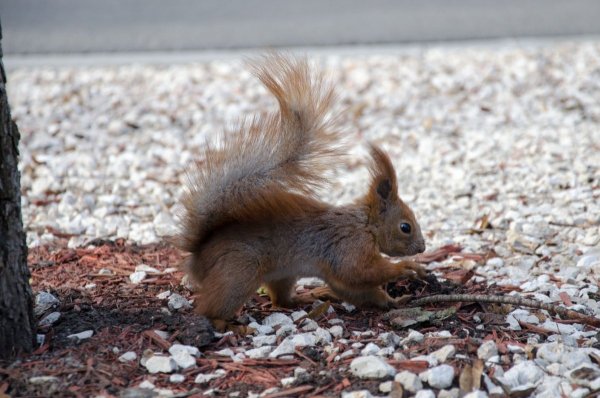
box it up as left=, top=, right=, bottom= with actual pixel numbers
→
left=400, top=223, right=411, bottom=234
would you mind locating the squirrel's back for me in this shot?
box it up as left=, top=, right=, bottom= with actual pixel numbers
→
left=175, top=55, right=343, bottom=253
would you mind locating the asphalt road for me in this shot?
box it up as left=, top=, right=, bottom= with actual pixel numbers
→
left=2, top=0, right=600, bottom=55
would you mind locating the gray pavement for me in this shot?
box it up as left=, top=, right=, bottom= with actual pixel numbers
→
left=2, top=0, right=600, bottom=55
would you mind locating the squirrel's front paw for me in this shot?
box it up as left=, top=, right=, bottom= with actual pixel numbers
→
left=390, top=294, right=412, bottom=308
left=400, top=260, right=427, bottom=279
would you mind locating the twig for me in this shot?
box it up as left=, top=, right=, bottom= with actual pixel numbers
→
left=294, top=349, right=318, bottom=366
left=262, top=385, right=314, bottom=398
left=143, top=330, right=172, bottom=350
left=409, top=294, right=600, bottom=328
left=518, top=320, right=553, bottom=335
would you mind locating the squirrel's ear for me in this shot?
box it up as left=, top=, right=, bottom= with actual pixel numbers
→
left=367, top=144, right=398, bottom=211
left=376, top=178, right=392, bottom=200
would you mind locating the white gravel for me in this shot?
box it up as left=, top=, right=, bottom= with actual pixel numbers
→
left=350, top=355, right=396, bottom=379
left=8, top=40, right=600, bottom=396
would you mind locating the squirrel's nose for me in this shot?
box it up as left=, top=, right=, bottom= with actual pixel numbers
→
left=417, top=240, right=426, bottom=254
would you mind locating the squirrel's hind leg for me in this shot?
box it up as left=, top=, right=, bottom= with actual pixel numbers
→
left=265, top=277, right=327, bottom=308
left=192, top=251, right=262, bottom=320
left=264, top=277, right=305, bottom=308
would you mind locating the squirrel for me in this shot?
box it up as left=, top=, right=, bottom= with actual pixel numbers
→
left=174, top=54, right=427, bottom=322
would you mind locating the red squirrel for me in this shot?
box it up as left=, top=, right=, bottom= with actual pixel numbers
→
left=174, top=55, right=426, bottom=321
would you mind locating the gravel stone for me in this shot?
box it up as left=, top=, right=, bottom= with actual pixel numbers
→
left=138, top=380, right=155, bottom=389
left=424, top=364, right=455, bottom=389
left=300, top=319, right=319, bottom=331
left=170, top=350, right=196, bottom=369
left=38, top=311, right=61, bottom=328
left=350, top=355, right=396, bottom=379
left=291, top=310, right=308, bottom=321
left=361, top=342, right=380, bottom=356
left=119, top=351, right=138, bottom=362
left=129, top=271, right=147, bottom=284
left=169, top=374, right=185, bottom=383
left=497, top=360, right=544, bottom=392
left=329, top=325, right=344, bottom=338
left=394, top=370, right=423, bottom=392
left=378, top=332, right=401, bottom=347
left=153, top=330, right=169, bottom=340
left=269, top=337, right=302, bottom=358
left=431, top=344, right=456, bottom=363
left=280, top=376, right=295, bottom=387
left=263, top=313, right=293, bottom=327
left=98, top=268, right=113, bottom=276
left=563, top=351, right=591, bottom=370
left=67, top=330, right=93, bottom=341
left=314, top=327, right=332, bottom=344
left=34, top=292, right=59, bottom=316
left=463, top=391, right=488, bottom=398
left=477, top=340, right=498, bottom=361
left=438, top=388, right=460, bottom=398
left=248, top=322, right=274, bottom=335
left=275, top=324, right=297, bottom=337
left=144, top=356, right=177, bottom=374
left=415, top=390, right=436, bottom=398
left=215, top=348, right=235, bottom=357
left=252, top=335, right=277, bottom=347
left=168, top=344, right=200, bottom=357
left=135, top=264, right=160, bottom=274
left=566, top=364, right=600, bottom=390
left=378, top=380, right=393, bottom=393
left=290, top=333, right=317, bottom=347
left=195, top=369, right=227, bottom=384
left=245, top=346, right=274, bottom=359
left=29, top=376, right=59, bottom=384
left=167, top=293, right=191, bottom=311
left=577, top=248, right=600, bottom=268
left=402, top=330, right=424, bottom=345
left=377, top=346, right=395, bottom=357
left=341, top=391, right=373, bottom=398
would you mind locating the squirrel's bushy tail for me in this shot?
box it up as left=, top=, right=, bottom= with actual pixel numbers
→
left=175, top=54, right=343, bottom=253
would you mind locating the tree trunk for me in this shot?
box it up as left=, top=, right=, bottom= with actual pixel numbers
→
left=0, top=18, right=35, bottom=358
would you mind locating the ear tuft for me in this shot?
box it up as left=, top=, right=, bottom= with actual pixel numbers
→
left=367, top=144, right=398, bottom=198
left=366, top=144, right=399, bottom=220
left=376, top=179, right=392, bottom=199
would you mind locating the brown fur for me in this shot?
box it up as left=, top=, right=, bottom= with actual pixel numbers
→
left=173, top=54, right=426, bottom=321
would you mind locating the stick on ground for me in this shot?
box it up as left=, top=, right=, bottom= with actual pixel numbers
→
left=410, top=294, right=600, bottom=328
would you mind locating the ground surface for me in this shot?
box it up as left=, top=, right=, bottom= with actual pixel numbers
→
left=3, top=241, right=521, bottom=398
left=2, top=40, right=600, bottom=397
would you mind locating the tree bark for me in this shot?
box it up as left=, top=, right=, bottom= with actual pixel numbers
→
left=0, top=18, right=35, bottom=358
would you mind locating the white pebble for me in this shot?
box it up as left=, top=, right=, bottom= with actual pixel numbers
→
left=195, top=369, right=227, bottom=384
left=129, top=271, right=147, bottom=284
left=263, top=313, right=293, bottom=327
left=415, top=390, right=436, bottom=398
left=169, top=374, right=185, bottom=383
left=144, top=356, right=177, bottom=374
left=350, top=355, right=396, bottom=379
left=67, top=330, right=93, bottom=341
left=329, top=325, right=344, bottom=338
left=246, top=346, right=274, bottom=359
left=424, top=364, right=455, bottom=389
left=168, top=293, right=192, bottom=311
left=477, top=340, right=498, bottom=361
left=168, top=344, right=200, bottom=357
left=170, top=350, right=196, bottom=369
left=118, top=351, right=137, bottom=362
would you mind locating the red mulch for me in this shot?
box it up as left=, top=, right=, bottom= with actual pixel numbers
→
left=0, top=241, right=547, bottom=397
